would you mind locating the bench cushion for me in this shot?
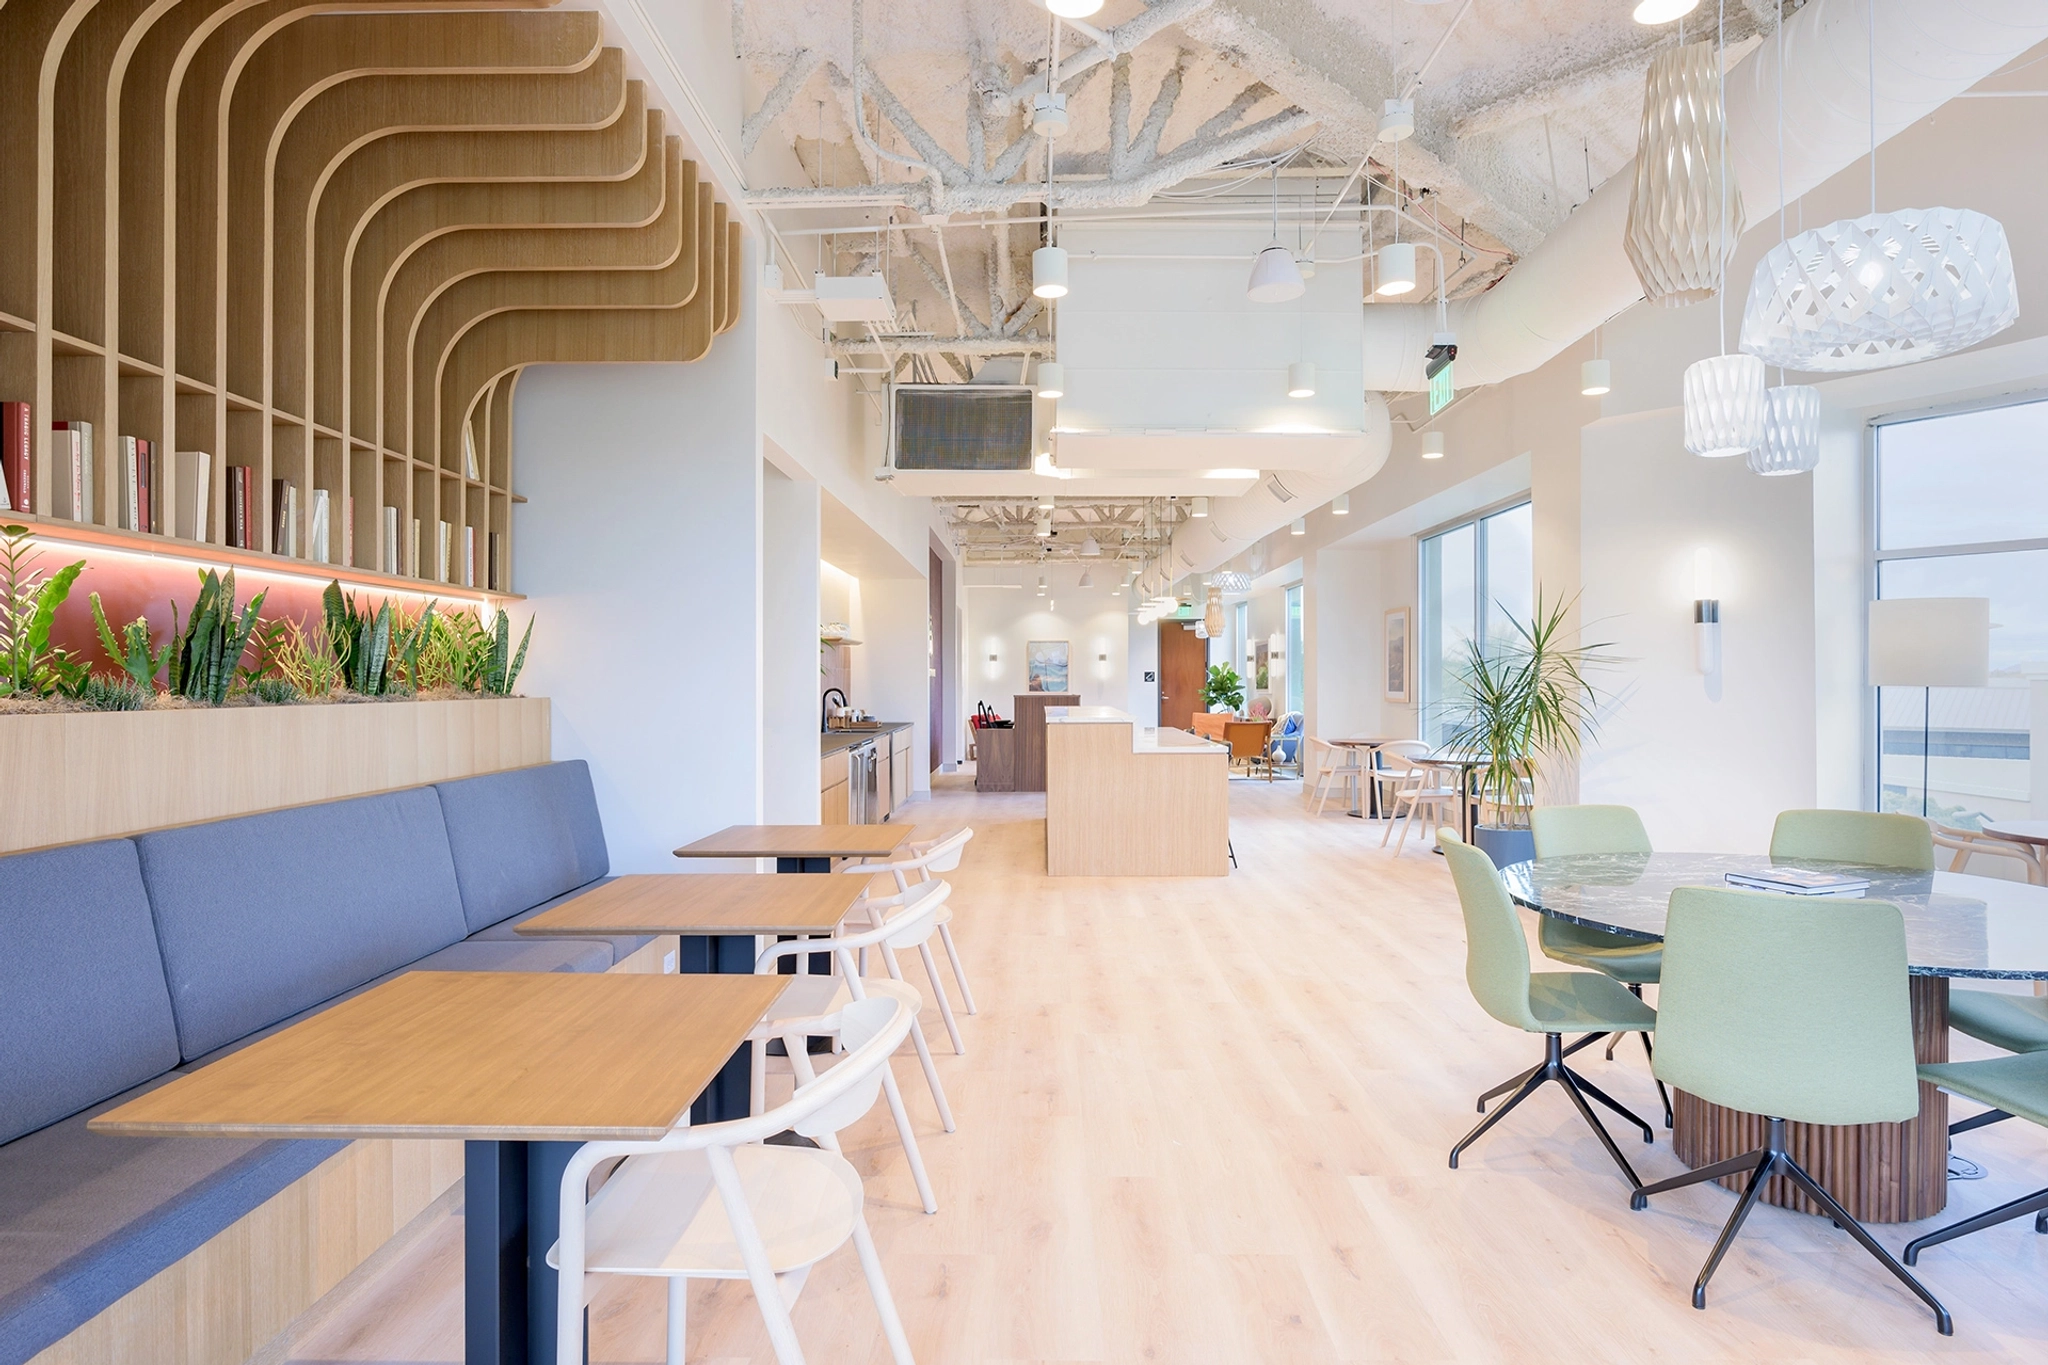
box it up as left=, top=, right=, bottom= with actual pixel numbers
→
left=410, top=937, right=615, bottom=975
left=0, top=1078, right=342, bottom=1365
left=466, top=876, right=654, bottom=966
left=136, top=788, right=469, bottom=1060
left=435, top=761, right=610, bottom=934
left=0, top=841, right=179, bottom=1146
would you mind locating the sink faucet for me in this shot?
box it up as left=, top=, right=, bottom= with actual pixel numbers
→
left=821, top=688, right=847, bottom=732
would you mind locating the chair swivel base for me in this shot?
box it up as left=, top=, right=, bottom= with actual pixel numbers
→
left=1904, top=1185, right=2048, bottom=1265
left=1452, top=1032, right=1654, bottom=1189
left=1556, top=1025, right=1675, bottom=1130
left=1630, top=1116, right=1952, bottom=1336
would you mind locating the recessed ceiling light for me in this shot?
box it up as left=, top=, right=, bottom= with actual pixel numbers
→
left=1632, top=0, right=1701, bottom=24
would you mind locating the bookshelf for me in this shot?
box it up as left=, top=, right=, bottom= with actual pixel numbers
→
left=0, top=0, right=741, bottom=597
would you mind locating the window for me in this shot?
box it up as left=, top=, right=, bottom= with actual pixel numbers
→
left=1872, top=397, right=2048, bottom=826
left=1233, top=601, right=1250, bottom=687
left=1284, top=584, right=1304, bottom=715
left=1418, top=501, right=1533, bottom=746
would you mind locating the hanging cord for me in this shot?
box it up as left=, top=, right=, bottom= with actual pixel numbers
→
left=1716, top=0, right=1729, bottom=358
left=1777, top=4, right=1786, bottom=387
left=1868, top=0, right=1878, bottom=215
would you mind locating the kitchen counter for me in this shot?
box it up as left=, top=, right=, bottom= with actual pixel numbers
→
left=1048, top=706, right=1225, bottom=755
left=1043, top=707, right=1230, bottom=876
left=820, top=721, right=912, bottom=757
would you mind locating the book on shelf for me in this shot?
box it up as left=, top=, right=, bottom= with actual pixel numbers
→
left=121, top=436, right=141, bottom=531
left=409, top=518, right=421, bottom=579
left=173, top=451, right=210, bottom=541
left=309, top=488, right=330, bottom=564
left=271, top=478, right=298, bottom=556
left=224, top=465, right=247, bottom=547
left=52, top=420, right=93, bottom=522
left=3, top=401, right=32, bottom=514
left=487, top=531, right=502, bottom=592
left=462, top=422, right=479, bottom=481
left=146, top=440, right=161, bottom=533
left=436, top=519, right=452, bottom=583
left=1724, top=868, right=1871, bottom=898
left=381, top=505, right=399, bottom=575
left=344, top=495, right=355, bottom=566
left=462, top=525, right=475, bottom=588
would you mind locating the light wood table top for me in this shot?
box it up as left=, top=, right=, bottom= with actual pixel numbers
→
left=1984, top=821, right=2048, bottom=847
left=1325, top=736, right=1408, bottom=747
left=673, top=824, right=915, bottom=860
left=87, top=972, right=788, bottom=1142
left=515, top=874, right=869, bottom=937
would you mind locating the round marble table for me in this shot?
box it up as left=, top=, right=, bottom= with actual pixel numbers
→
left=1502, top=852, right=2048, bottom=1223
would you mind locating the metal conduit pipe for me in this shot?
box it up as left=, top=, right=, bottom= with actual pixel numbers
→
left=1169, top=0, right=2048, bottom=582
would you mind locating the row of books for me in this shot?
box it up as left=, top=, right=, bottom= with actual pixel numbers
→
left=1724, top=868, right=1871, bottom=898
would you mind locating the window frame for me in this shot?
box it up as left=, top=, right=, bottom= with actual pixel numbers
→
left=1416, top=497, right=1533, bottom=746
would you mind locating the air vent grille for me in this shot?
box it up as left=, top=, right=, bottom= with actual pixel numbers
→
left=1265, top=474, right=1297, bottom=502
left=891, top=385, right=1035, bottom=471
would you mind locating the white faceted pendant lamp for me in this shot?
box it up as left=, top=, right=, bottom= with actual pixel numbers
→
left=1625, top=43, right=1744, bottom=306
left=1682, top=354, right=1766, bottom=458
left=1749, top=384, right=1821, bottom=475
left=1739, top=208, right=2019, bottom=372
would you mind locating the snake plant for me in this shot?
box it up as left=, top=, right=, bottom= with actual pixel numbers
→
left=167, top=569, right=267, bottom=705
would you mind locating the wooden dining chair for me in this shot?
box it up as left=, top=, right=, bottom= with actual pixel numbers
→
left=1370, top=739, right=1431, bottom=820
left=1306, top=739, right=1363, bottom=816
left=1930, top=821, right=2044, bottom=884
left=1380, top=750, right=1459, bottom=854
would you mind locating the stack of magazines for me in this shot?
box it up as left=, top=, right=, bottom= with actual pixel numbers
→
left=1725, top=867, right=1870, bottom=898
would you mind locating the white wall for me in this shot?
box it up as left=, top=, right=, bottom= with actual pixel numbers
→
left=963, top=570, right=1130, bottom=715
left=1126, top=614, right=1159, bottom=723
left=515, top=355, right=762, bottom=872
left=762, top=458, right=820, bottom=821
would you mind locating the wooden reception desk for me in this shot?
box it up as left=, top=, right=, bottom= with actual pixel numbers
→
left=1045, top=707, right=1230, bottom=876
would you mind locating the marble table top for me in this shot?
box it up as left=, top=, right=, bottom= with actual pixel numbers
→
left=1501, top=852, right=2048, bottom=980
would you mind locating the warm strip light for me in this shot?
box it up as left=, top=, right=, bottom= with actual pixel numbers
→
left=13, top=519, right=515, bottom=605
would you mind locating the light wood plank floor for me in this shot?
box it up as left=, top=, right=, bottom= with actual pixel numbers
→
left=286, top=777, right=2048, bottom=1363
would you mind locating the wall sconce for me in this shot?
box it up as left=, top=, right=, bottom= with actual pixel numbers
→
left=1693, top=548, right=1720, bottom=674
left=988, top=653, right=998, bottom=662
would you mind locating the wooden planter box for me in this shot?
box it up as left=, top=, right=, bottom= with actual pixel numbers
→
left=0, top=696, right=550, bottom=855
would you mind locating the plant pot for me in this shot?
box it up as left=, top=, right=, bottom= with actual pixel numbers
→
left=1472, top=824, right=1536, bottom=870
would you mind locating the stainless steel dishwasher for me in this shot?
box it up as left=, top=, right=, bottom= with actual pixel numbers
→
left=846, top=739, right=880, bottom=823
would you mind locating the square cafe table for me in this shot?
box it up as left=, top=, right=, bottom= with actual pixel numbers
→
left=667, top=828, right=916, bottom=1118
left=90, top=971, right=788, bottom=1365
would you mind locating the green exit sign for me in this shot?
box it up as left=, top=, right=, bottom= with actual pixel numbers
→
left=1429, top=361, right=1454, bottom=415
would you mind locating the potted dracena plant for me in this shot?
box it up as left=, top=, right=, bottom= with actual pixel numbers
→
left=1438, top=592, right=1616, bottom=868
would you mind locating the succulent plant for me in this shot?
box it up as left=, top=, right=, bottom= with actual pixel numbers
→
left=77, top=674, right=151, bottom=711
left=166, top=569, right=267, bottom=706
left=246, top=676, right=299, bottom=705
left=91, top=592, right=168, bottom=692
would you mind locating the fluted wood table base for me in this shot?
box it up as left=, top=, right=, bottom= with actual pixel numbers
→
left=1670, top=976, right=1949, bottom=1224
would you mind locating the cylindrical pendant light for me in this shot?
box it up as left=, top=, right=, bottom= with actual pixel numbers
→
left=1624, top=42, right=1743, bottom=306
left=1374, top=242, right=1418, bottom=297
left=1246, top=244, right=1305, bottom=303
left=1036, top=360, right=1065, bottom=398
left=1580, top=358, right=1612, bottom=396
left=1287, top=361, right=1316, bottom=398
left=1748, top=384, right=1822, bottom=476
left=1032, top=245, right=1068, bottom=299
left=1633, top=0, right=1700, bottom=23
left=1191, top=496, right=1209, bottom=518
left=1036, top=573, right=1047, bottom=594
left=1046, top=0, right=1104, bottom=17
left=1332, top=493, right=1350, bottom=515
left=1682, top=354, right=1767, bottom=458
left=1420, top=431, right=1445, bottom=460
left=1290, top=518, right=1306, bottom=536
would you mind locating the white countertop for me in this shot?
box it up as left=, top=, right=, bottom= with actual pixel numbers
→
left=1046, top=706, right=1225, bottom=755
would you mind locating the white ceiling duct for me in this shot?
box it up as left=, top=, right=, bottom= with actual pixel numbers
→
left=1358, top=0, right=2048, bottom=393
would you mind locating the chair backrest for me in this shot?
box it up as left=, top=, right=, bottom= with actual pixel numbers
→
left=1376, top=739, right=1431, bottom=768
left=1530, top=805, right=1653, bottom=858
left=1439, top=832, right=1541, bottom=1033
left=1223, top=720, right=1271, bottom=759
left=754, top=878, right=949, bottom=975
left=1652, top=887, right=1920, bottom=1125
left=1769, top=809, right=1934, bottom=870
left=920, top=827, right=973, bottom=872
left=790, top=994, right=907, bottom=1137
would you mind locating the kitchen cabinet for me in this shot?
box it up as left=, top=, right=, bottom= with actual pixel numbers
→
left=821, top=750, right=850, bottom=824
left=891, top=732, right=912, bottom=815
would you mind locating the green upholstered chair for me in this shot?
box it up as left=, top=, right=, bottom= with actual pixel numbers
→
left=1948, top=990, right=2048, bottom=1055
left=1631, top=887, right=1951, bottom=1334
left=1529, top=804, right=1670, bottom=1125
left=1906, top=1051, right=2048, bottom=1265
left=1768, top=809, right=1935, bottom=870
left=1439, top=831, right=1658, bottom=1189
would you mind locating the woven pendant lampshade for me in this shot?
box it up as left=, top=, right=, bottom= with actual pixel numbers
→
left=1682, top=353, right=1766, bottom=458
left=1738, top=207, right=2019, bottom=372
left=1625, top=42, right=1744, bottom=306
left=1748, top=384, right=1821, bottom=475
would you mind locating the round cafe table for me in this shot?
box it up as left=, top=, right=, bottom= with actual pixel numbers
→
left=1501, top=852, right=2048, bottom=1224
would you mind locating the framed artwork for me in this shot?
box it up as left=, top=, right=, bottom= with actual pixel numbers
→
left=1384, top=609, right=1410, bottom=703
left=1026, top=639, right=1070, bottom=692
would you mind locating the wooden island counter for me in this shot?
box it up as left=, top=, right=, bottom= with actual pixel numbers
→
left=1045, top=706, right=1230, bottom=876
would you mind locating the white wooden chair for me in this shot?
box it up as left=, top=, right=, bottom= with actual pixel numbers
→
left=847, top=828, right=979, bottom=1023
left=550, top=992, right=919, bottom=1365
left=1370, top=740, right=1431, bottom=822
left=1380, top=750, right=1460, bottom=854
left=1931, top=820, right=2045, bottom=884
left=1306, top=739, right=1363, bottom=817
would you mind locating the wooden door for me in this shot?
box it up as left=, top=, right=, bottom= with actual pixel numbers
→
left=1158, top=621, right=1208, bottom=731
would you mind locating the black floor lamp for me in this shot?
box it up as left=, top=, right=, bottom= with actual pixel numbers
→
left=1867, top=597, right=1990, bottom=819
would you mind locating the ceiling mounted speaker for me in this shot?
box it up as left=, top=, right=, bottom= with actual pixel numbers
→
left=1033, top=245, right=1069, bottom=299
left=1377, top=98, right=1415, bottom=143
left=1035, top=360, right=1065, bottom=398
left=1739, top=208, right=2019, bottom=372
left=1375, top=243, right=1418, bottom=297
left=1749, top=385, right=1822, bottom=476
left=1624, top=42, right=1743, bottom=306
left=1031, top=91, right=1069, bottom=138
left=1682, top=353, right=1766, bottom=458
left=1246, top=244, right=1305, bottom=303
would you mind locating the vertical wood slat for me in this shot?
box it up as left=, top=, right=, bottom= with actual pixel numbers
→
left=1671, top=975, right=1949, bottom=1224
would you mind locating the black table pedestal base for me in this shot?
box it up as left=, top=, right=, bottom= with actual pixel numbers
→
left=466, top=1139, right=582, bottom=1365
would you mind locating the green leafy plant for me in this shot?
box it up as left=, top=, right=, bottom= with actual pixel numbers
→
left=91, top=592, right=168, bottom=691
left=246, top=676, right=299, bottom=705
left=1437, top=592, right=1617, bottom=830
left=261, top=617, right=343, bottom=698
left=387, top=602, right=437, bottom=693
left=166, top=569, right=267, bottom=705
left=422, top=609, right=492, bottom=692
left=0, top=525, right=89, bottom=698
left=77, top=674, right=151, bottom=711
left=1202, top=662, right=1245, bottom=713
left=481, top=608, right=532, bottom=696
left=324, top=582, right=394, bottom=694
